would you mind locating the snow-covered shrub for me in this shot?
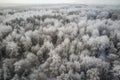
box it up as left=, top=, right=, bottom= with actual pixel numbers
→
left=19, top=35, right=32, bottom=51
left=3, top=59, right=16, bottom=80
left=6, top=41, right=19, bottom=58
left=97, top=11, right=110, bottom=19
left=0, top=25, right=12, bottom=39
left=87, top=35, right=110, bottom=50
left=86, top=68, right=100, bottom=80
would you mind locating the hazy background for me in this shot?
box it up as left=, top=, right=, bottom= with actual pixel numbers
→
left=0, top=0, right=120, bottom=4
left=0, top=0, right=120, bottom=7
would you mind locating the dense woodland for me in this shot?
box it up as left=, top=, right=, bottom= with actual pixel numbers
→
left=0, top=4, right=120, bottom=80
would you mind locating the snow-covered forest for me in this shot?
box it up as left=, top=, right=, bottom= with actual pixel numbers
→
left=0, top=4, right=120, bottom=80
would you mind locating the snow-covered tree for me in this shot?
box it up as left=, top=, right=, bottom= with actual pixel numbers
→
left=0, top=4, right=120, bottom=80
